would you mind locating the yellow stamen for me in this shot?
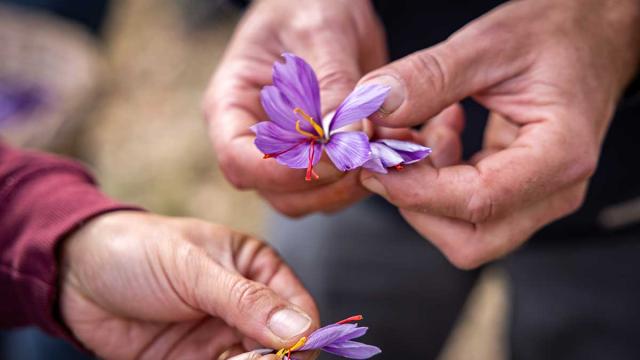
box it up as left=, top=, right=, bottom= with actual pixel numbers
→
left=294, top=107, right=324, bottom=138
left=275, top=336, right=307, bottom=359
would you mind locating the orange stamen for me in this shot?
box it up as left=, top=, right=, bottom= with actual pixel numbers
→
left=294, top=107, right=325, bottom=138
left=336, top=315, right=364, bottom=325
left=295, top=120, right=319, bottom=139
left=394, top=164, right=404, bottom=171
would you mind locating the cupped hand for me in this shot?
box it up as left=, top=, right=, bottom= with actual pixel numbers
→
left=359, top=0, right=640, bottom=269
left=203, top=0, right=387, bottom=217
left=59, top=211, right=319, bottom=359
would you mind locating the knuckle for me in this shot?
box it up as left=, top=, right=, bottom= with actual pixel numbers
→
left=316, top=65, right=358, bottom=93
left=446, top=245, right=485, bottom=270
left=217, top=150, right=250, bottom=190
left=268, top=198, right=307, bottom=218
left=565, top=187, right=588, bottom=214
left=574, top=153, right=598, bottom=180
left=465, top=187, right=494, bottom=223
left=289, top=15, right=327, bottom=41
left=230, top=279, right=272, bottom=314
left=404, top=50, right=448, bottom=95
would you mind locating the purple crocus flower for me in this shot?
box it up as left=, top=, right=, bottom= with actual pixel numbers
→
left=251, top=53, right=389, bottom=181
left=363, top=139, right=432, bottom=174
left=274, top=315, right=381, bottom=360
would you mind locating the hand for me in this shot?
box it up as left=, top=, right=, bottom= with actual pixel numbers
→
left=359, top=0, right=640, bottom=268
left=203, top=0, right=387, bottom=217
left=59, top=211, right=319, bottom=359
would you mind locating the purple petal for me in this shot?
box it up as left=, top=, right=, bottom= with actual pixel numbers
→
left=332, top=327, right=368, bottom=344
left=370, top=142, right=404, bottom=167
left=251, top=121, right=306, bottom=155
left=276, top=141, right=322, bottom=169
left=328, top=84, right=390, bottom=133
left=251, top=122, right=321, bottom=169
left=322, top=341, right=382, bottom=359
left=300, top=323, right=364, bottom=350
left=362, top=158, right=388, bottom=174
left=377, top=139, right=431, bottom=164
left=362, top=142, right=403, bottom=174
left=261, top=85, right=297, bottom=129
left=324, top=131, right=371, bottom=172
left=273, top=53, right=321, bottom=127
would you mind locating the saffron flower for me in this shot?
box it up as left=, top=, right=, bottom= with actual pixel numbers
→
left=363, top=139, right=432, bottom=174
left=251, top=53, right=389, bottom=181
left=272, top=315, right=381, bottom=360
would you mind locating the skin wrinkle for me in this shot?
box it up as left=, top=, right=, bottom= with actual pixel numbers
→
left=135, top=324, right=174, bottom=360
left=162, top=318, right=209, bottom=360
left=59, top=212, right=318, bottom=359
left=156, top=241, right=204, bottom=318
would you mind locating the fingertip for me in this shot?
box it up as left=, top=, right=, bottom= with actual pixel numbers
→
left=359, top=74, right=409, bottom=127
left=425, top=126, right=462, bottom=168
left=360, top=172, right=387, bottom=197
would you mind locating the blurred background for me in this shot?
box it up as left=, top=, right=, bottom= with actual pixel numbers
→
left=0, top=0, right=507, bottom=358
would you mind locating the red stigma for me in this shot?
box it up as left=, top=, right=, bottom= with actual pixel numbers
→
left=336, top=315, right=363, bottom=325
left=305, top=140, right=318, bottom=181
left=394, top=164, right=404, bottom=171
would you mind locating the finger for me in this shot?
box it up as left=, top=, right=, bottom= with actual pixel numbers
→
left=164, top=319, right=240, bottom=360
left=482, top=112, right=519, bottom=151
left=288, top=27, right=362, bottom=114
left=370, top=125, right=416, bottom=141
left=219, top=344, right=247, bottom=360
left=355, top=0, right=388, bottom=73
left=470, top=113, right=518, bottom=164
left=400, top=182, right=587, bottom=269
left=228, top=236, right=320, bottom=324
left=358, top=18, right=529, bottom=128
left=420, top=103, right=465, bottom=167
left=180, top=248, right=315, bottom=350
left=260, top=172, right=369, bottom=217
left=361, top=120, right=595, bottom=223
left=227, top=349, right=275, bottom=360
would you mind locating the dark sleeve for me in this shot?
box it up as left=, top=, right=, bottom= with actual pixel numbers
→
left=0, top=141, right=142, bottom=339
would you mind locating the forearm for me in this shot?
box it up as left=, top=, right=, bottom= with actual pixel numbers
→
left=0, top=142, right=140, bottom=337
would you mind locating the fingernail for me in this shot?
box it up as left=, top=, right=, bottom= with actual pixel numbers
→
left=268, top=308, right=311, bottom=341
left=361, top=176, right=387, bottom=197
left=363, top=75, right=405, bottom=114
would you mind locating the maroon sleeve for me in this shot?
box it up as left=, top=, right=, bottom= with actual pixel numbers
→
left=0, top=141, right=142, bottom=339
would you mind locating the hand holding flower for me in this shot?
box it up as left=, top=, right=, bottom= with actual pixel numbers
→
left=359, top=0, right=640, bottom=268
left=60, top=212, right=319, bottom=359
left=204, top=0, right=389, bottom=217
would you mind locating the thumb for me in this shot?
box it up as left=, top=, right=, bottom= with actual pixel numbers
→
left=192, top=262, right=313, bottom=350
left=358, top=24, right=521, bottom=128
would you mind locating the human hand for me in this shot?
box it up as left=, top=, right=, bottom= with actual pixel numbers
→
left=203, top=0, right=387, bottom=217
left=59, top=211, right=319, bottom=359
left=359, top=0, right=640, bottom=268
